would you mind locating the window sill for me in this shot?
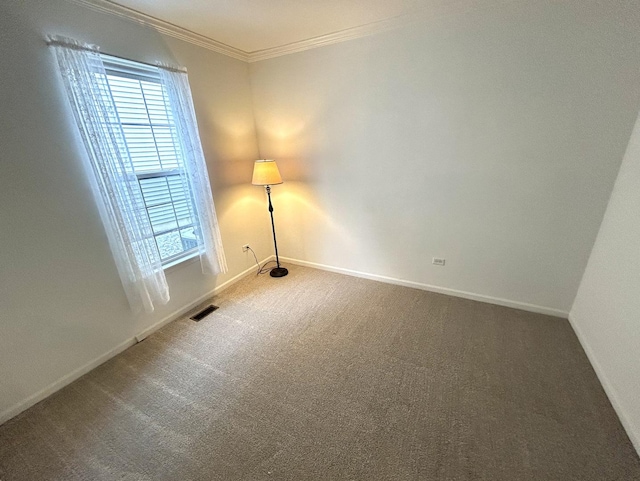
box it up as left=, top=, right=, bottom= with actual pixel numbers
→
left=163, top=251, right=199, bottom=273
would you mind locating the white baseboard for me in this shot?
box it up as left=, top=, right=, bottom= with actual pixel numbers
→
left=0, top=258, right=270, bottom=426
left=280, top=256, right=569, bottom=318
left=568, top=313, right=640, bottom=455
left=135, top=257, right=272, bottom=341
left=0, top=338, right=136, bottom=426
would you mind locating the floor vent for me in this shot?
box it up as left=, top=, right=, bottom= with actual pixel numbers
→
left=190, top=305, right=219, bottom=322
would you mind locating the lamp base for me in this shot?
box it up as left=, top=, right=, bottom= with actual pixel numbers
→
left=270, top=267, right=288, bottom=278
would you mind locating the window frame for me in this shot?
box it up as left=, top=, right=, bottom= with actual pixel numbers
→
left=101, top=55, right=200, bottom=268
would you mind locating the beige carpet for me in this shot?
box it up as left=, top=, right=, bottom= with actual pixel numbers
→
left=1, top=264, right=639, bottom=480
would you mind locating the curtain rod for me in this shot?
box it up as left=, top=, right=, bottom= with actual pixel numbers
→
left=45, top=37, right=187, bottom=74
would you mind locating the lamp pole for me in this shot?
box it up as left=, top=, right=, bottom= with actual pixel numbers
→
left=265, top=185, right=288, bottom=277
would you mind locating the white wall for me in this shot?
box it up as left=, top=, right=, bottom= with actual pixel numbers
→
left=569, top=112, right=640, bottom=452
left=0, top=0, right=271, bottom=421
left=249, top=0, right=640, bottom=315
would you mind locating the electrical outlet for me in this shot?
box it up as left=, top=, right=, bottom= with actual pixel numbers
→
left=432, top=257, right=446, bottom=266
left=242, top=244, right=250, bottom=252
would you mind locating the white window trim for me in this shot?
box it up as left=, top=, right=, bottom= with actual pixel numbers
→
left=102, top=55, right=200, bottom=269
left=163, top=249, right=199, bottom=272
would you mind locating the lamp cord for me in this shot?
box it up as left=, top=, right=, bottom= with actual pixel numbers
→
left=247, top=246, right=277, bottom=276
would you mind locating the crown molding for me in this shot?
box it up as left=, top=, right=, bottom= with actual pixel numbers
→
left=247, top=0, right=519, bottom=62
left=246, top=13, right=416, bottom=63
left=66, top=0, right=515, bottom=64
left=64, top=0, right=419, bottom=63
left=65, top=0, right=249, bottom=61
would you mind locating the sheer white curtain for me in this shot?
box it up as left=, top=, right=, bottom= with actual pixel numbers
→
left=159, top=68, right=228, bottom=276
left=49, top=36, right=170, bottom=313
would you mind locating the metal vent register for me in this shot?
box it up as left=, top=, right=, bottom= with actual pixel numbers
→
left=190, top=305, right=219, bottom=322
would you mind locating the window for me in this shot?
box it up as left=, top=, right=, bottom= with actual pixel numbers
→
left=99, top=56, right=198, bottom=265
left=50, top=36, right=227, bottom=312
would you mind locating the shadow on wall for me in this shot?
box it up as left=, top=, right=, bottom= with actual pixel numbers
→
left=250, top=36, right=413, bottom=276
left=253, top=137, right=401, bottom=277
left=199, top=117, right=259, bottom=188
left=217, top=184, right=267, bottom=238
left=255, top=118, right=313, bottom=183
left=274, top=181, right=356, bottom=258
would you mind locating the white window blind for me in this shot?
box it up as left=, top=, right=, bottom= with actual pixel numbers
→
left=99, top=56, right=199, bottom=265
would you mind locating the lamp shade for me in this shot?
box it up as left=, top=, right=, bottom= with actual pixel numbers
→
left=252, top=159, right=283, bottom=186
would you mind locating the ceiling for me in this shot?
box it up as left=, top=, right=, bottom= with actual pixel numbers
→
left=108, top=0, right=452, bottom=53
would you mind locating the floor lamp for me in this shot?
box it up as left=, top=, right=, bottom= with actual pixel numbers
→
left=252, top=159, right=288, bottom=278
